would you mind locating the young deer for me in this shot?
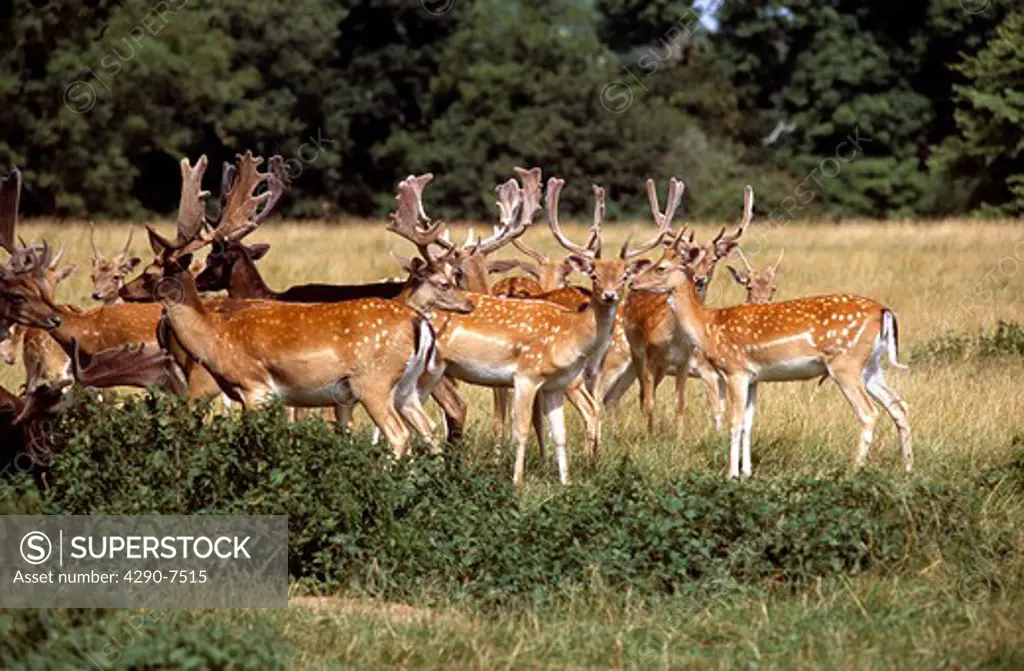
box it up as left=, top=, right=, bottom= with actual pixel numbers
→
left=618, top=182, right=753, bottom=434
left=89, top=223, right=141, bottom=303
left=395, top=175, right=661, bottom=484
left=131, top=152, right=469, bottom=455
left=632, top=227, right=911, bottom=478
left=727, top=249, right=783, bottom=304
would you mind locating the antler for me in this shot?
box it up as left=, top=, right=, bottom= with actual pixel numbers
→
left=629, top=177, right=683, bottom=260
left=711, top=185, right=754, bottom=258
left=174, top=152, right=281, bottom=256
left=546, top=177, right=594, bottom=258
left=0, top=167, right=22, bottom=254
left=71, top=339, right=172, bottom=389
left=735, top=247, right=754, bottom=273
left=386, top=174, right=451, bottom=260
left=252, top=155, right=290, bottom=225
left=89, top=222, right=99, bottom=258
left=174, top=156, right=211, bottom=246
left=771, top=248, right=784, bottom=272
left=119, top=225, right=135, bottom=259
left=472, top=167, right=543, bottom=256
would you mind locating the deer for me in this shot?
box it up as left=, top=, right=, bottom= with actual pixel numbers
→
left=631, top=223, right=911, bottom=479
left=1, top=339, right=172, bottom=488
left=727, top=249, right=783, bottom=304
left=125, top=152, right=473, bottom=455
left=89, top=223, right=141, bottom=303
left=617, top=181, right=754, bottom=434
left=391, top=174, right=662, bottom=484
left=12, top=248, right=77, bottom=391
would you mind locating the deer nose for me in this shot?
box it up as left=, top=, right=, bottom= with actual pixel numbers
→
left=602, top=290, right=619, bottom=302
left=45, top=315, right=62, bottom=329
left=92, top=291, right=102, bottom=300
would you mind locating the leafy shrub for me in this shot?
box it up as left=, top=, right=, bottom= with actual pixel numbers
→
left=0, top=608, right=290, bottom=670
left=1, top=393, right=1004, bottom=610
left=910, top=321, right=1024, bottom=364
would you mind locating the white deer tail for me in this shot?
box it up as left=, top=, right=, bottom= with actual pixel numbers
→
left=882, top=309, right=908, bottom=370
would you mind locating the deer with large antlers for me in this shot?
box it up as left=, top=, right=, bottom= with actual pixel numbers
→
left=392, top=174, right=662, bottom=484
left=123, top=152, right=470, bottom=455
left=631, top=223, right=911, bottom=478
left=616, top=182, right=755, bottom=434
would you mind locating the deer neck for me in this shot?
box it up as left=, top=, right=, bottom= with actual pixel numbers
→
left=230, top=258, right=276, bottom=299
left=577, top=295, right=619, bottom=357
left=666, top=281, right=714, bottom=352
left=160, top=276, right=223, bottom=365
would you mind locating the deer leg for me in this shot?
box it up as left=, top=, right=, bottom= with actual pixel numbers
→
left=639, top=360, right=662, bottom=434
left=531, top=397, right=547, bottom=461
left=292, top=407, right=308, bottom=422
left=600, top=357, right=636, bottom=412
left=399, top=395, right=439, bottom=452
left=511, top=377, right=543, bottom=486
left=832, top=368, right=880, bottom=471
left=674, top=373, right=687, bottom=437
left=567, top=378, right=601, bottom=458
left=724, top=374, right=751, bottom=480
left=865, top=368, right=912, bottom=472
left=692, top=355, right=725, bottom=432
left=360, top=388, right=410, bottom=458
left=492, top=388, right=508, bottom=439
left=430, top=377, right=465, bottom=445
left=740, top=382, right=758, bottom=478
left=541, top=391, right=570, bottom=484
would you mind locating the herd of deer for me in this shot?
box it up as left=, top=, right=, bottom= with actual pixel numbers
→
left=0, top=153, right=911, bottom=484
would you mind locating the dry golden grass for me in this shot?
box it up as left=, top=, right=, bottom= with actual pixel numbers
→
left=4, top=218, right=1024, bottom=480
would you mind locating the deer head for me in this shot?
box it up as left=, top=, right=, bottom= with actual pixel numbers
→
left=0, top=242, right=65, bottom=330
left=546, top=177, right=669, bottom=305
left=726, top=248, right=782, bottom=303
left=386, top=174, right=474, bottom=315
left=121, top=152, right=288, bottom=302
left=193, top=239, right=270, bottom=293
left=89, top=223, right=140, bottom=303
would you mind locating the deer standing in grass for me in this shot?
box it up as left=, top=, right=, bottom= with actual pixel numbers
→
left=618, top=182, right=754, bottom=434
left=394, top=174, right=659, bottom=484
left=127, top=152, right=471, bottom=455
left=631, top=225, right=911, bottom=478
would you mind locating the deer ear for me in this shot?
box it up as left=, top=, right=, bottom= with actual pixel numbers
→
left=55, top=264, right=77, bottom=283
left=146, top=226, right=173, bottom=256
left=627, top=259, right=652, bottom=277
left=726, top=266, right=748, bottom=285
left=565, top=254, right=592, bottom=275
left=248, top=243, right=271, bottom=260
left=173, top=253, right=194, bottom=274
left=125, top=256, right=142, bottom=272
left=390, top=252, right=417, bottom=275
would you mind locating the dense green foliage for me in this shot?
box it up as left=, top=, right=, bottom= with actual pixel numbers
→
left=1, top=1, right=1020, bottom=219
left=2, top=393, right=1014, bottom=607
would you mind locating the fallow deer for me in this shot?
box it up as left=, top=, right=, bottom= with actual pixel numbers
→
left=89, top=223, right=141, bottom=303
left=631, top=226, right=911, bottom=478
left=392, top=174, right=662, bottom=484
left=129, top=152, right=470, bottom=455
left=727, top=249, right=783, bottom=304
left=618, top=182, right=754, bottom=434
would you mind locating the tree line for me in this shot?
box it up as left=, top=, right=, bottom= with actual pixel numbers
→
left=0, top=0, right=1020, bottom=220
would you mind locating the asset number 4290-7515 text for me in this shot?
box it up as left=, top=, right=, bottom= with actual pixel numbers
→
left=123, top=570, right=207, bottom=584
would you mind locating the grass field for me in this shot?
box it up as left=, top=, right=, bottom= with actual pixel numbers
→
left=4, top=218, right=1024, bottom=669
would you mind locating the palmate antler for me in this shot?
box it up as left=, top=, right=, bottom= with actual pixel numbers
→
left=154, top=151, right=289, bottom=259
left=386, top=174, right=453, bottom=261
left=0, top=167, right=22, bottom=255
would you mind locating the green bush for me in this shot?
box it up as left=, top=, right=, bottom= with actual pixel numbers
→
left=0, top=608, right=290, bottom=670
left=2, top=393, right=1004, bottom=608
left=910, top=321, right=1024, bottom=364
